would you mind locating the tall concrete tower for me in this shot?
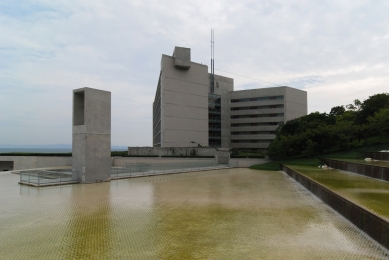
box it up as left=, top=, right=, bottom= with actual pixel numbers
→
left=72, top=87, right=111, bottom=183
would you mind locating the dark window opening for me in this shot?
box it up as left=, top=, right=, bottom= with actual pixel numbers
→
left=73, top=91, right=85, bottom=126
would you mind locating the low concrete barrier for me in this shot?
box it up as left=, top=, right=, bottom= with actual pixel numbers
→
left=282, top=165, right=389, bottom=250
left=1, top=156, right=218, bottom=172
left=319, top=158, right=389, bottom=182
left=112, top=157, right=216, bottom=167
left=128, top=147, right=217, bottom=157
left=229, top=158, right=270, bottom=168
left=0, top=156, right=72, bottom=171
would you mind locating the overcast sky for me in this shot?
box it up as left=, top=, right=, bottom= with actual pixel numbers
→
left=1, top=0, right=389, bottom=147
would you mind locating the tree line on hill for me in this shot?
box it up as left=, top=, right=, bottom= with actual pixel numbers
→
left=268, top=93, right=389, bottom=159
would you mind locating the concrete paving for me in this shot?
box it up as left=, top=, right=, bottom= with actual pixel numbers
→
left=1, top=168, right=388, bottom=259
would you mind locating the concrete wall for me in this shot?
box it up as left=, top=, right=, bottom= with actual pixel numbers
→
left=0, top=156, right=72, bottom=171
left=160, top=53, right=209, bottom=147
left=212, top=74, right=234, bottom=148
left=215, top=149, right=230, bottom=164
left=173, top=46, right=191, bottom=69
left=229, top=158, right=270, bottom=168
left=284, top=86, right=308, bottom=121
left=113, top=157, right=215, bottom=167
left=72, top=87, right=111, bottom=183
left=128, top=147, right=217, bottom=157
left=0, top=155, right=248, bottom=170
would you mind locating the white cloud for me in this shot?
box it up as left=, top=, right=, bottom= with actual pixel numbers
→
left=1, top=0, right=389, bottom=146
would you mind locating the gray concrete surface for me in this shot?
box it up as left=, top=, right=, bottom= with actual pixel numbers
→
left=112, top=157, right=216, bottom=167
left=173, top=46, right=191, bottom=69
left=128, top=147, right=217, bottom=157
left=2, top=155, right=269, bottom=172
left=228, top=158, right=270, bottom=167
left=154, top=50, right=209, bottom=147
left=72, top=87, right=111, bottom=183
left=0, top=156, right=72, bottom=171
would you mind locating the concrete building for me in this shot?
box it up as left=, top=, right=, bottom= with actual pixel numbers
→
left=153, top=46, right=307, bottom=152
left=72, top=87, right=111, bottom=183
left=153, top=47, right=210, bottom=147
left=230, top=87, right=307, bottom=151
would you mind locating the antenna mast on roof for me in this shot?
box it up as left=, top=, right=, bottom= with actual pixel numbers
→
left=210, top=29, right=215, bottom=93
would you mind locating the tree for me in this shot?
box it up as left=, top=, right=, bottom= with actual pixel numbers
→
left=368, top=108, right=389, bottom=142
left=302, top=139, right=317, bottom=159
left=330, top=106, right=345, bottom=116
left=346, top=99, right=361, bottom=111
left=355, top=93, right=389, bottom=125
left=336, top=110, right=357, bottom=123
left=267, top=93, right=389, bottom=159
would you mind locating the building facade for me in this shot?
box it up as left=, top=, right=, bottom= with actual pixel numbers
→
left=230, top=87, right=307, bottom=151
left=153, top=46, right=307, bottom=151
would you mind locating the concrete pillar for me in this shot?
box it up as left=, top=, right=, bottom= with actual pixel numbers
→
left=72, top=87, right=111, bottom=183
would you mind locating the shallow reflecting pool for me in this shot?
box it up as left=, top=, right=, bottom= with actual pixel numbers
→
left=288, top=165, right=389, bottom=221
left=1, top=169, right=388, bottom=259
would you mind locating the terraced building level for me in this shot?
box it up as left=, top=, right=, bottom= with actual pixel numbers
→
left=152, top=46, right=307, bottom=152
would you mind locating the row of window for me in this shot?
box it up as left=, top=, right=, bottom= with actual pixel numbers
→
left=231, top=122, right=283, bottom=127
left=231, top=113, right=284, bottom=119
left=231, top=104, right=284, bottom=111
left=231, top=95, right=284, bottom=103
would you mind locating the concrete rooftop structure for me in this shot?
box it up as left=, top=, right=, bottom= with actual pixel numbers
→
left=72, top=87, right=111, bottom=183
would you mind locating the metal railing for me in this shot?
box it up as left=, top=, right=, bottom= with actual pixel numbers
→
left=111, top=161, right=223, bottom=179
left=18, top=161, right=228, bottom=185
left=20, top=170, right=78, bottom=186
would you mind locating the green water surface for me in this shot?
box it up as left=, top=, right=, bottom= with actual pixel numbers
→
left=0, top=169, right=388, bottom=259
left=288, top=165, right=389, bottom=220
